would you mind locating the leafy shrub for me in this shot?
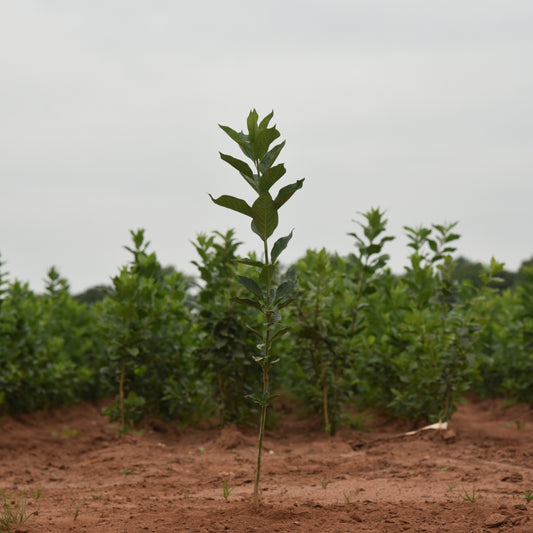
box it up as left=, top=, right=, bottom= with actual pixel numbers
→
left=99, top=229, right=195, bottom=429
left=378, top=225, right=498, bottom=422
left=191, top=230, right=262, bottom=424
left=285, top=249, right=349, bottom=434
left=473, top=261, right=533, bottom=401
left=0, top=264, right=105, bottom=414
left=284, top=209, right=394, bottom=434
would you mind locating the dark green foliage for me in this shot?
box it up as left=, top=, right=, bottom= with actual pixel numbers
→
left=452, top=256, right=518, bottom=291
left=74, top=285, right=111, bottom=305
left=365, top=225, right=502, bottom=422
left=1, top=213, right=532, bottom=427
left=342, top=209, right=397, bottom=409
left=191, top=230, right=261, bottom=424
left=0, top=265, right=106, bottom=414
left=472, top=260, right=533, bottom=402
left=41, top=267, right=109, bottom=403
left=346, top=207, right=395, bottom=294
left=99, top=229, right=195, bottom=429
left=388, top=223, right=474, bottom=421
left=286, top=249, right=351, bottom=435
left=511, top=262, right=533, bottom=399
left=285, top=209, right=394, bottom=434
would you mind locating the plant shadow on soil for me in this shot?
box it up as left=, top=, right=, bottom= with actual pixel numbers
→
left=1, top=396, right=532, bottom=532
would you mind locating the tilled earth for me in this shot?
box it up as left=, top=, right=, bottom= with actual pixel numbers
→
left=1, top=396, right=532, bottom=532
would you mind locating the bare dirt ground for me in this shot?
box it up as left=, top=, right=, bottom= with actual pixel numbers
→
left=1, top=396, right=532, bottom=532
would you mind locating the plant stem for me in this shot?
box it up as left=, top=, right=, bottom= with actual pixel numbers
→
left=253, top=237, right=272, bottom=506
left=254, top=331, right=270, bottom=506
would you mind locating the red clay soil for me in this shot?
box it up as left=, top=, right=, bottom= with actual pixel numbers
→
left=1, top=396, right=532, bottom=532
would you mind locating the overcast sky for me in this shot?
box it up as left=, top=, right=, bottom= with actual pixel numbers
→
left=2, top=1, right=532, bottom=293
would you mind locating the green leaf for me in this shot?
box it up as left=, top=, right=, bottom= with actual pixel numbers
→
left=259, top=263, right=276, bottom=285
left=446, top=233, right=461, bottom=243
left=259, top=164, right=286, bottom=193
left=219, top=152, right=253, bottom=179
left=379, top=236, right=395, bottom=246
left=263, top=392, right=280, bottom=403
left=209, top=194, right=253, bottom=218
left=271, top=230, right=294, bottom=263
left=277, top=297, right=295, bottom=309
left=251, top=193, right=279, bottom=239
left=234, top=258, right=264, bottom=268
left=273, top=179, right=304, bottom=209
left=219, top=153, right=257, bottom=191
left=245, top=393, right=268, bottom=406
left=232, top=297, right=262, bottom=311
left=258, top=110, right=274, bottom=129
left=275, top=279, right=296, bottom=301
left=270, top=327, right=290, bottom=343
left=489, top=257, right=504, bottom=274
left=260, top=140, right=285, bottom=174
left=219, top=124, right=254, bottom=160
left=134, top=364, right=147, bottom=377
left=246, top=324, right=263, bottom=340
left=238, top=275, right=263, bottom=300
left=247, top=109, right=259, bottom=140
left=254, top=127, right=280, bottom=161
left=219, top=124, right=246, bottom=144
left=250, top=220, right=263, bottom=240
left=364, top=244, right=382, bottom=256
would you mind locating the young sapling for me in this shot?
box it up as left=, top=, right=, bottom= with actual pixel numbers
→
left=210, top=109, right=304, bottom=505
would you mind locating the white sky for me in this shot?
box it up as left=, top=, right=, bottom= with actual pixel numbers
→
left=2, top=1, right=532, bottom=293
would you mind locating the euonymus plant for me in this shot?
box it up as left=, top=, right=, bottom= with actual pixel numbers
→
left=288, top=209, right=394, bottom=435
left=191, top=230, right=262, bottom=424
left=210, top=109, right=304, bottom=504
left=100, top=230, right=192, bottom=431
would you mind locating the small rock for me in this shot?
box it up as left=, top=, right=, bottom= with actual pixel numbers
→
left=350, top=512, right=363, bottom=522
left=484, top=513, right=507, bottom=528
left=514, top=503, right=527, bottom=511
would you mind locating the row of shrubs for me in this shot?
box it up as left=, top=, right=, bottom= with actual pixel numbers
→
left=1, top=209, right=532, bottom=434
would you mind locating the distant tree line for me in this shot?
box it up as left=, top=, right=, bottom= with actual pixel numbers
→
left=73, top=255, right=533, bottom=304
left=451, top=256, right=533, bottom=291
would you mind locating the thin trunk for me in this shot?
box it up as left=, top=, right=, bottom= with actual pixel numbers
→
left=253, top=237, right=272, bottom=506
left=253, top=362, right=269, bottom=506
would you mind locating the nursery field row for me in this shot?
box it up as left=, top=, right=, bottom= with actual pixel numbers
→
left=1, top=110, right=532, bottom=439
left=1, top=216, right=532, bottom=431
